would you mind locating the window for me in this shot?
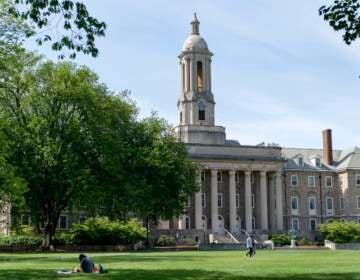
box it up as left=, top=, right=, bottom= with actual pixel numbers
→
left=236, top=194, right=240, bottom=208
left=298, top=157, right=303, bottom=167
left=79, top=215, right=86, bottom=224
left=218, top=193, right=223, bottom=208
left=235, top=172, right=239, bottom=183
left=252, top=217, right=256, bottom=230
left=197, top=61, right=203, bottom=91
left=316, top=158, right=321, bottom=167
left=198, top=100, right=206, bottom=121
left=357, top=197, right=360, bottom=209
left=309, top=219, right=316, bottom=232
left=308, top=176, right=315, bottom=187
left=186, top=196, right=191, bottom=208
left=201, top=171, right=205, bottom=182
left=291, top=196, right=299, bottom=210
left=21, top=214, right=30, bottom=226
left=185, top=216, right=191, bottom=230
left=291, top=217, right=299, bottom=231
left=291, top=175, right=298, bottom=186
left=326, top=176, right=332, bottom=188
left=340, top=197, right=344, bottom=210
left=201, top=215, right=207, bottom=230
left=340, top=177, right=344, bottom=187
left=251, top=193, right=255, bottom=208
left=201, top=193, right=206, bottom=208
left=356, top=175, right=360, bottom=186
left=326, top=197, right=333, bottom=215
left=251, top=173, right=255, bottom=184
left=179, top=111, right=182, bottom=123
left=58, top=215, right=68, bottom=230
left=198, top=109, right=205, bottom=121
left=217, top=171, right=222, bottom=183
left=309, top=197, right=316, bottom=210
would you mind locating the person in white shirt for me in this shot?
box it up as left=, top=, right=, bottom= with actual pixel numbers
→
left=245, top=235, right=255, bottom=257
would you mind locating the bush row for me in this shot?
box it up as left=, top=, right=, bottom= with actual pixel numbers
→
left=0, top=235, right=42, bottom=248
left=56, top=217, right=146, bottom=246
left=319, top=221, right=360, bottom=243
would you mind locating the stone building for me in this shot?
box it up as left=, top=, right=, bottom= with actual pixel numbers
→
left=161, top=14, right=360, bottom=239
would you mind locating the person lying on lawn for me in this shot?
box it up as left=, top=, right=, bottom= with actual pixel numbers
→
left=73, top=254, right=104, bottom=273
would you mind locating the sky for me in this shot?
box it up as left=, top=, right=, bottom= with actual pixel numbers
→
left=24, top=0, right=360, bottom=150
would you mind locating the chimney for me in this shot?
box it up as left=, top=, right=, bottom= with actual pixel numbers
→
left=322, top=129, right=333, bottom=166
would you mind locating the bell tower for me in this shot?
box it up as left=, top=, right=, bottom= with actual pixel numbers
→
left=176, top=14, right=226, bottom=145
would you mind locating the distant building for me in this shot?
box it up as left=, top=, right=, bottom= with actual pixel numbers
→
left=160, top=14, right=360, bottom=239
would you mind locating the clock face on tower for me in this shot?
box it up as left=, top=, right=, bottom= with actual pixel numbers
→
left=198, top=100, right=206, bottom=110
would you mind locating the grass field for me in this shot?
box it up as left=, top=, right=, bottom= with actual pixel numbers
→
left=0, top=250, right=360, bottom=280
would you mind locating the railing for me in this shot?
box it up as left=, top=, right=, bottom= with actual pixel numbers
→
left=224, top=229, right=240, bottom=244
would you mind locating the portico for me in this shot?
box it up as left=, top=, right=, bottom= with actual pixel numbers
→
left=190, top=161, right=284, bottom=234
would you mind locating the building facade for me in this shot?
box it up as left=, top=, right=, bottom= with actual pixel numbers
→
left=162, top=14, right=360, bottom=238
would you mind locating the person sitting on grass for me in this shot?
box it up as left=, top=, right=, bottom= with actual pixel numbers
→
left=73, top=254, right=104, bottom=273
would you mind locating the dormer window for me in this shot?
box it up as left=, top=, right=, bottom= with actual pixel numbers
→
left=298, top=157, right=303, bottom=167
left=309, top=155, right=321, bottom=168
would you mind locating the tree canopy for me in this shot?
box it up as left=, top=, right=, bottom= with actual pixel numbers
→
left=0, top=47, right=197, bottom=248
left=1, top=0, right=106, bottom=59
left=320, top=0, right=360, bottom=45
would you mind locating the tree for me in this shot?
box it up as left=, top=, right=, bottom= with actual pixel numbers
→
left=83, top=113, right=199, bottom=222
left=2, top=0, right=106, bottom=59
left=319, top=0, right=360, bottom=45
left=0, top=51, right=137, bottom=247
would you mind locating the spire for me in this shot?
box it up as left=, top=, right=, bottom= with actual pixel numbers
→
left=191, top=13, right=200, bottom=35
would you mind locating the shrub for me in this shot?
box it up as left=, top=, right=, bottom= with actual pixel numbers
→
left=297, top=237, right=313, bottom=246
left=181, top=237, right=197, bottom=246
left=0, top=235, right=42, bottom=248
left=68, top=217, right=146, bottom=245
left=319, top=221, right=360, bottom=243
left=156, top=235, right=176, bottom=247
left=270, top=234, right=291, bottom=246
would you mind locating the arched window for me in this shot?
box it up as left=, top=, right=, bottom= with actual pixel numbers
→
left=180, top=111, right=182, bottom=123
left=197, top=61, right=203, bottom=91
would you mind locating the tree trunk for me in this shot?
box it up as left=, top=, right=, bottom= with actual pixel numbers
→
left=146, top=216, right=149, bottom=249
left=41, top=212, right=59, bottom=250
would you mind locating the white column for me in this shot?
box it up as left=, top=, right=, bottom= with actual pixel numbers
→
left=195, top=171, right=202, bottom=230
left=229, top=170, right=237, bottom=233
left=178, top=215, right=186, bottom=230
left=211, top=169, right=218, bottom=233
left=245, top=170, right=252, bottom=233
left=190, top=55, right=195, bottom=91
left=275, top=172, right=284, bottom=231
left=260, top=171, right=268, bottom=231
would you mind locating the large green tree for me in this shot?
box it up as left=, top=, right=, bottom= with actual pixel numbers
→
left=0, top=49, right=197, bottom=248
left=320, top=0, right=360, bottom=45
left=0, top=49, right=136, bottom=247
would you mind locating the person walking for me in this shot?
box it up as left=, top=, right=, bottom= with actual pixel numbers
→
left=245, top=235, right=255, bottom=257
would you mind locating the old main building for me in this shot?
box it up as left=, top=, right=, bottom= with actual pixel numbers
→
left=161, top=14, right=360, bottom=239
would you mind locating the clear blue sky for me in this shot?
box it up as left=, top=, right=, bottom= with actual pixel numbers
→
left=25, top=0, right=360, bottom=149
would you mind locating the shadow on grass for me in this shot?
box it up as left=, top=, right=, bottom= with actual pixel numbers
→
left=0, top=269, right=359, bottom=280
left=0, top=253, right=202, bottom=264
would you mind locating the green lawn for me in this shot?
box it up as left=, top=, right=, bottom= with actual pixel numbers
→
left=0, top=250, right=359, bottom=280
